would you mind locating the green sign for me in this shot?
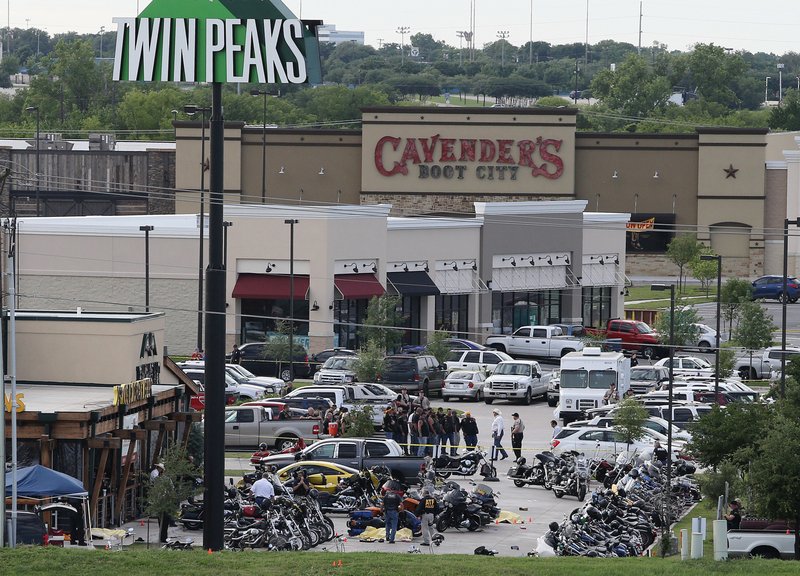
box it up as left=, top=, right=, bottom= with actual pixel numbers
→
left=112, top=0, right=322, bottom=84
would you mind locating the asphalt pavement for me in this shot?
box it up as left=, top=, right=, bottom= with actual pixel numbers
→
left=122, top=377, right=594, bottom=555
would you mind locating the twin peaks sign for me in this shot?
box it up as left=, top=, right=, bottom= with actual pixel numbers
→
left=112, top=0, right=322, bottom=84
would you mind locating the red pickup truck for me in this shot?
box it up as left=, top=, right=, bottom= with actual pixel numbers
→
left=586, top=319, right=665, bottom=359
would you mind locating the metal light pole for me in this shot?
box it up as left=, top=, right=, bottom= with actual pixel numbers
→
left=651, top=283, right=675, bottom=554
left=250, top=88, right=269, bottom=203
left=529, top=0, right=533, bottom=65
left=456, top=31, right=465, bottom=67
left=99, top=26, right=105, bottom=58
left=396, top=26, right=409, bottom=66
left=285, top=219, right=298, bottom=382
left=777, top=63, right=784, bottom=103
left=497, top=31, right=509, bottom=68
left=781, top=218, right=800, bottom=397
left=222, top=221, right=232, bottom=270
left=25, top=106, right=40, bottom=216
left=700, top=254, right=722, bottom=402
left=765, top=76, right=771, bottom=105
left=184, top=104, right=211, bottom=352
left=139, top=225, right=153, bottom=312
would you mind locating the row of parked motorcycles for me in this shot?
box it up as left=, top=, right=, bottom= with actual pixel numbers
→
left=177, top=476, right=337, bottom=551
left=508, top=450, right=591, bottom=501
left=533, top=455, right=700, bottom=557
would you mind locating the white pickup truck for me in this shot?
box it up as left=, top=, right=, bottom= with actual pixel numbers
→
left=727, top=530, right=796, bottom=559
left=486, top=325, right=584, bottom=360
left=735, top=346, right=800, bottom=380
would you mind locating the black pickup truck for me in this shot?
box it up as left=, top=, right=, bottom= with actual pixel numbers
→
left=258, top=438, right=426, bottom=483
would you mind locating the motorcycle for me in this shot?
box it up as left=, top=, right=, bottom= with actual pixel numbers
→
left=469, top=483, right=500, bottom=523
left=508, top=451, right=558, bottom=489
left=434, top=483, right=483, bottom=532
left=551, top=452, right=590, bottom=501
left=161, top=537, right=194, bottom=550
left=431, top=449, right=489, bottom=478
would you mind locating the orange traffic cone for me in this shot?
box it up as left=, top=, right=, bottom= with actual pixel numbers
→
left=338, top=560, right=343, bottom=567
left=139, top=519, right=145, bottom=527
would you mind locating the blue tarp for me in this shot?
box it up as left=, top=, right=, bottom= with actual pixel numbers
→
left=4, top=465, right=88, bottom=497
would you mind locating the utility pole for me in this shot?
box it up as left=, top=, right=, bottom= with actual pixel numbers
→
left=638, top=1, right=642, bottom=55
left=497, top=31, right=510, bottom=68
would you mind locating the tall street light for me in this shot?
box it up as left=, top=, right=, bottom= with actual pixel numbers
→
left=765, top=76, right=771, bottom=105
left=651, top=282, right=675, bottom=554
left=497, top=31, right=509, bottom=68
left=781, top=218, right=800, bottom=397
left=396, top=26, right=410, bottom=66
left=184, top=104, right=211, bottom=352
left=250, top=88, right=269, bottom=203
left=139, top=225, right=154, bottom=312
left=700, top=253, right=722, bottom=402
left=25, top=106, right=40, bottom=216
left=777, top=63, right=784, bottom=103
left=285, top=219, right=298, bottom=382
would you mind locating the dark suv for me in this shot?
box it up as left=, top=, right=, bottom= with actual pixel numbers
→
left=751, top=275, right=800, bottom=303
left=238, top=342, right=312, bottom=381
left=376, top=354, right=447, bottom=397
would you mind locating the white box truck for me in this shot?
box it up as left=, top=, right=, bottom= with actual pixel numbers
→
left=557, top=348, right=630, bottom=424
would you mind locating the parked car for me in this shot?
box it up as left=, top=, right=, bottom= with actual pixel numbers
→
left=180, top=360, right=288, bottom=395
left=311, top=348, right=357, bottom=366
left=585, top=319, right=663, bottom=359
left=485, top=325, right=583, bottom=359
left=238, top=342, right=312, bottom=381
left=444, top=349, right=512, bottom=373
left=442, top=370, right=487, bottom=402
left=550, top=426, right=658, bottom=459
left=629, top=365, right=670, bottom=395
left=376, top=354, right=447, bottom=397
left=275, top=396, right=335, bottom=414
left=274, top=461, right=376, bottom=494
left=751, top=275, right=800, bottom=303
left=735, top=346, right=800, bottom=380
left=653, top=356, right=714, bottom=377
left=400, top=338, right=487, bottom=354
left=180, top=367, right=266, bottom=401
left=313, top=355, right=359, bottom=385
left=483, top=360, right=544, bottom=405
left=692, top=323, right=719, bottom=350
left=546, top=369, right=560, bottom=407
left=569, top=415, right=693, bottom=442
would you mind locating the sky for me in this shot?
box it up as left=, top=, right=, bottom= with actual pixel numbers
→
left=9, top=0, right=800, bottom=56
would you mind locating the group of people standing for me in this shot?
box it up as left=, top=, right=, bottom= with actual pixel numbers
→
left=380, top=389, right=483, bottom=456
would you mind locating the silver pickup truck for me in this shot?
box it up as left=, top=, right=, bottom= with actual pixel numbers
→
left=218, top=406, right=321, bottom=450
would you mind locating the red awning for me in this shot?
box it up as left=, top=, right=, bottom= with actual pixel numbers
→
left=334, top=274, right=385, bottom=300
left=231, top=274, right=310, bottom=300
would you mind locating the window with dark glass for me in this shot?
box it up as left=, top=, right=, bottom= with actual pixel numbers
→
left=434, top=294, right=469, bottom=337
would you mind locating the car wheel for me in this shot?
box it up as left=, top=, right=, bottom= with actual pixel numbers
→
left=490, top=344, right=506, bottom=353
left=476, top=390, right=483, bottom=402
left=698, top=341, right=710, bottom=350
left=522, top=388, right=532, bottom=406
left=484, top=398, right=494, bottom=405
left=547, top=396, right=558, bottom=408
left=280, top=368, right=292, bottom=382
left=779, top=292, right=789, bottom=304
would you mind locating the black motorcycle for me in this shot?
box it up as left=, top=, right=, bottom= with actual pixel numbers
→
left=469, top=483, right=500, bottom=524
left=434, top=485, right=483, bottom=532
left=551, top=452, right=590, bottom=501
left=431, top=449, right=489, bottom=478
left=508, top=451, right=558, bottom=489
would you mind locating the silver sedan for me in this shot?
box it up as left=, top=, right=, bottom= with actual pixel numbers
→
left=442, top=370, right=486, bottom=402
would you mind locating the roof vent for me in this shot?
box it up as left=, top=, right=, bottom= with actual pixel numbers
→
left=583, top=347, right=602, bottom=356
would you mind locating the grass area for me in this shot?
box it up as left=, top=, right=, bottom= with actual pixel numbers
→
left=626, top=286, right=717, bottom=303
left=0, top=547, right=794, bottom=575
left=670, top=498, right=719, bottom=559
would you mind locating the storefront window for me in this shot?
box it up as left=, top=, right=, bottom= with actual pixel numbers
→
left=333, top=299, right=369, bottom=349
left=397, top=296, right=422, bottom=346
left=491, top=290, right=563, bottom=334
left=240, top=299, right=309, bottom=343
left=434, top=295, right=469, bottom=337
left=582, top=287, right=612, bottom=329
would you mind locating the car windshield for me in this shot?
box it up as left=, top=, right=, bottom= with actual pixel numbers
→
left=225, top=369, right=246, bottom=383
left=631, top=368, right=658, bottom=381
left=448, top=371, right=475, bottom=380
left=636, top=322, right=654, bottom=334
left=560, top=369, right=588, bottom=388
left=494, top=363, right=531, bottom=376
left=692, top=357, right=712, bottom=368
left=446, top=351, right=463, bottom=362
left=235, top=365, right=257, bottom=378
left=589, top=370, right=618, bottom=389
left=323, top=357, right=357, bottom=370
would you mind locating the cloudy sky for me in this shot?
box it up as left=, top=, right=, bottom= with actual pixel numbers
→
left=12, top=0, right=800, bottom=56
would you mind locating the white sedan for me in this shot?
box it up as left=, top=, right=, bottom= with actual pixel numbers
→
left=551, top=426, right=658, bottom=459
left=442, top=370, right=487, bottom=402
left=653, top=355, right=714, bottom=378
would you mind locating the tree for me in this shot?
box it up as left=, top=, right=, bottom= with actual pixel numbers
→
left=687, top=402, right=772, bottom=468
left=746, top=414, right=800, bottom=557
left=733, top=301, right=775, bottom=376
left=666, top=234, right=702, bottom=292
left=770, top=89, right=800, bottom=131
left=359, top=295, right=404, bottom=354
left=590, top=54, right=671, bottom=118
left=654, top=297, right=701, bottom=349
left=682, top=43, right=747, bottom=108
left=145, top=445, right=201, bottom=542
left=424, top=330, right=453, bottom=365
left=688, top=250, right=718, bottom=295
left=720, top=278, right=753, bottom=338
left=613, top=397, right=648, bottom=444
left=340, top=405, right=377, bottom=438
left=353, top=340, right=385, bottom=383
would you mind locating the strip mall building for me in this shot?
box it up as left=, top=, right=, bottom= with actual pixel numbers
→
left=4, top=107, right=800, bottom=354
